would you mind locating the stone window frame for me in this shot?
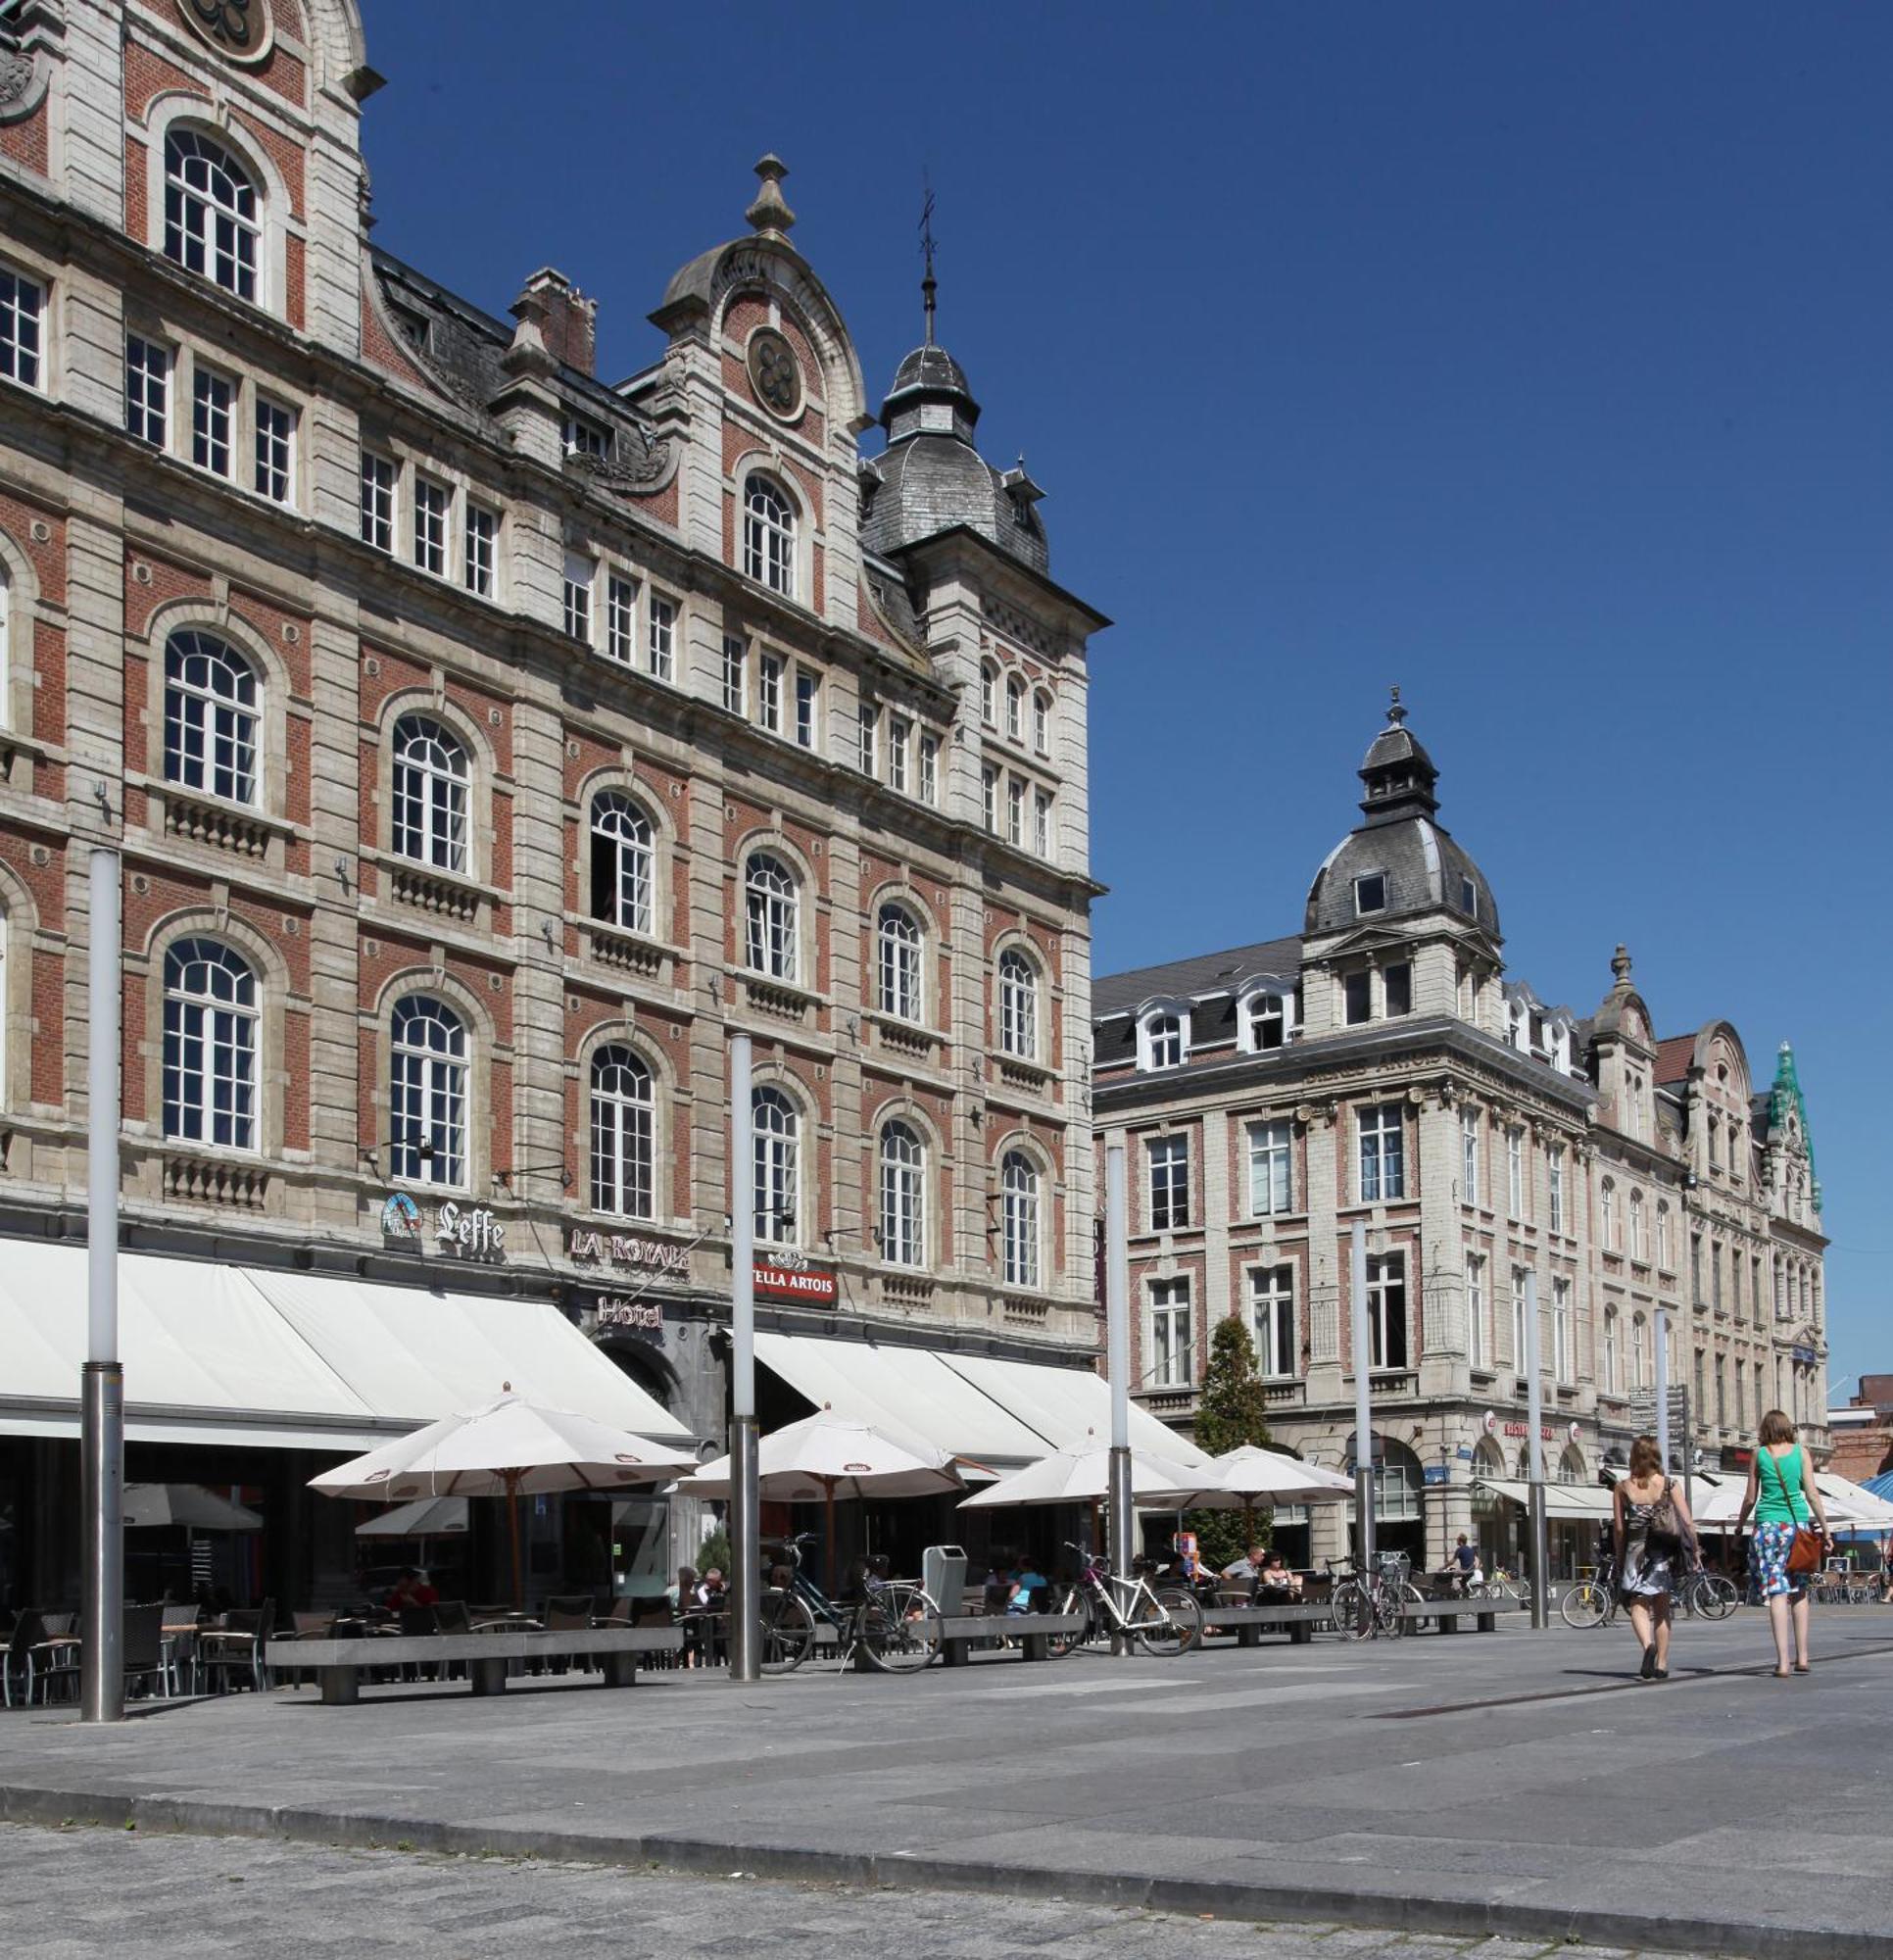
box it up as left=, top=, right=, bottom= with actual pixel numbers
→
left=1248, top=1259, right=1299, bottom=1380
left=738, top=837, right=810, bottom=988
left=876, top=1108, right=934, bottom=1271
left=737, top=464, right=803, bottom=603
left=993, top=936, right=1044, bottom=1064
left=1137, top=1004, right=1189, bottom=1073
left=372, top=687, right=496, bottom=890
left=139, top=97, right=297, bottom=321
left=575, top=1019, right=672, bottom=1225
left=0, top=522, right=42, bottom=739
left=137, top=906, right=292, bottom=1163
left=995, top=1133, right=1051, bottom=1294
left=141, top=601, right=293, bottom=825
left=577, top=770, right=670, bottom=946
left=0, top=856, right=40, bottom=1118
left=751, top=1068, right=813, bottom=1250
left=367, top=968, right=496, bottom=1199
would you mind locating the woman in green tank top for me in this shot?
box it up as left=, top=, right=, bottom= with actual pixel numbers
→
left=1736, top=1408, right=1832, bottom=1677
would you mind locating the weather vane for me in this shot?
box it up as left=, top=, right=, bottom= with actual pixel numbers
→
left=919, top=172, right=938, bottom=345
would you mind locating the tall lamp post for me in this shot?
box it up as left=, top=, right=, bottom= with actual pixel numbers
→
left=727, top=1033, right=760, bottom=1683
left=1349, top=1221, right=1375, bottom=1571
left=80, top=847, right=124, bottom=1722
left=1104, top=1141, right=1133, bottom=1593
left=1523, top=1269, right=1550, bottom=1630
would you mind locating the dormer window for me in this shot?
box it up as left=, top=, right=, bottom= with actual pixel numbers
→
left=164, top=130, right=259, bottom=302
left=1353, top=873, right=1386, bottom=915
left=743, top=475, right=797, bottom=598
left=1139, top=1011, right=1187, bottom=1071
left=563, top=414, right=612, bottom=461
left=1460, top=876, right=1479, bottom=917
left=1241, top=991, right=1288, bottom=1053
left=1383, top=963, right=1412, bottom=1017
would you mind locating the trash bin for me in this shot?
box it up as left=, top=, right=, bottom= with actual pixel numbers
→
left=922, top=1544, right=968, bottom=1615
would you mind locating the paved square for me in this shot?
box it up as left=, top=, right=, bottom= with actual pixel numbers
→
left=2, top=1616, right=1888, bottom=1958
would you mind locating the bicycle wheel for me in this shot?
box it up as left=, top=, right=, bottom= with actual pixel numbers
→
left=1044, top=1589, right=1095, bottom=1658
left=1560, top=1581, right=1608, bottom=1630
left=855, top=1581, right=941, bottom=1674
left=759, top=1587, right=817, bottom=1673
left=1332, top=1580, right=1371, bottom=1640
left=1130, top=1585, right=1202, bottom=1657
left=1696, top=1575, right=1738, bottom=1621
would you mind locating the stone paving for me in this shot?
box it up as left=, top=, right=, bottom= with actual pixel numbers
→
left=3, top=1615, right=1890, bottom=1957
left=0, top=1822, right=1714, bottom=1960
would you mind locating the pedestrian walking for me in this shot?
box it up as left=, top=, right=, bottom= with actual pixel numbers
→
left=1613, top=1433, right=1695, bottom=1682
left=1736, top=1409, right=1833, bottom=1678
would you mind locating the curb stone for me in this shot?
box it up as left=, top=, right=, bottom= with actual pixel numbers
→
left=0, top=1783, right=1883, bottom=1960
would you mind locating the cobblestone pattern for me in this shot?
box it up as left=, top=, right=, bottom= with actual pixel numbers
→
left=0, top=1822, right=1713, bottom=1960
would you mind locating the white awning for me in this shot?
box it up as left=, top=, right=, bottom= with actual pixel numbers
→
left=1473, top=1478, right=1617, bottom=1522
left=0, top=1245, right=683, bottom=1453
left=753, top=1331, right=1212, bottom=1476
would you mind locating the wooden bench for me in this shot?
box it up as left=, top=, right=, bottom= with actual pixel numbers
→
left=935, top=1612, right=1088, bottom=1665
left=1397, top=1596, right=1527, bottom=1635
left=1197, top=1602, right=1327, bottom=1646
left=265, top=1627, right=683, bottom=1704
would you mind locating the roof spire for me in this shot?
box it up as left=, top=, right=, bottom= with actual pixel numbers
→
left=745, top=154, right=796, bottom=241
left=1387, top=684, right=1406, bottom=727
left=919, top=172, right=938, bottom=346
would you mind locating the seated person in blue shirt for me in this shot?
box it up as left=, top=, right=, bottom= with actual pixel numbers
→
left=1005, top=1561, right=1047, bottom=1614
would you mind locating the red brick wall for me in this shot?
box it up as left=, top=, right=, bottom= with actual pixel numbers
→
left=0, top=98, right=48, bottom=175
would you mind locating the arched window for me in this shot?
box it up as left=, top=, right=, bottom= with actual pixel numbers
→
left=389, top=995, right=466, bottom=1187
left=0, top=565, right=10, bottom=726
left=1631, top=1312, right=1650, bottom=1390
left=1001, top=1151, right=1041, bottom=1290
left=1370, top=1437, right=1424, bottom=1522
left=391, top=714, right=469, bottom=872
left=980, top=661, right=998, bottom=727
left=752, top=1086, right=799, bottom=1245
left=876, top=904, right=922, bottom=1021
left=164, top=129, right=259, bottom=301
left=1241, top=992, right=1286, bottom=1052
left=996, top=949, right=1039, bottom=1060
left=1600, top=1179, right=1618, bottom=1250
left=590, top=1045, right=653, bottom=1219
left=1004, top=674, right=1024, bottom=743
left=744, top=853, right=799, bottom=983
left=742, top=475, right=796, bottom=597
left=1602, top=1308, right=1620, bottom=1396
left=1140, top=1011, right=1185, bottom=1071
left=589, top=792, right=654, bottom=937
left=1629, top=1189, right=1647, bottom=1262
left=1656, top=1200, right=1673, bottom=1270
left=1032, top=689, right=1051, bottom=755
left=879, top=1121, right=925, bottom=1268
left=165, top=631, right=259, bottom=805
left=162, top=939, right=258, bottom=1150
left=1558, top=1446, right=1587, bottom=1486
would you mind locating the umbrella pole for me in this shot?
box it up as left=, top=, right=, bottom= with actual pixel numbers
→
left=507, top=1472, right=524, bottom=1611
left=824, top=1480, right=837, bottom=1597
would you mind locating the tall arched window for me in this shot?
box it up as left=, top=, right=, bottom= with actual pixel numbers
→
left=1602, top=1308, right=1620, bottom=1396
left=752, top=1086, right=799, bottom=1245
left=164, top=129, right=259, bottom=301
left=165, top=631, right=259, bottom=805
left=391, top=714, right=469, bottom=872
left=876, top=904, right=922, bottom=1022
left=1001, top=1151, right=1041, bottom=1289
left=1004, top=674, right=1024, bottom=743
left=162, top=939, right=258, bottom=1150
left=997, top=949, right=1039, bottom=1060
left=1629, top=1189, right=1646, bottom=1262
left=590, top=1045, right=654, bottom=1219
left=742, top=475, right=796, bottom=597
left=744, top=853, right=799, bottom=982
left=1600, top=1179, right=1618, bottom=1250
left=880, top=1121, right=925, bottom=1267
left=390, top=995, right=466, bottom=1187
left=0, top=566, right=10, bottom=728
left=589, top=792, right=654, bottom=936
left=1631, top=1312, right=1650, bottom=1390
left=1140, top=1012, right=1185, bottom=1071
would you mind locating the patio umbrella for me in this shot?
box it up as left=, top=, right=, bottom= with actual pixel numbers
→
left=681, top=1411, right=962, bottom=1592
left=122, top=1483, right=264, bottom=1532
left=1149, top=1445, right=1355, bottom=1510
left=957, top=1444, right=1205, bottom=1509
left=354, top=1494, right=469, bottom=1539
left=310, top=1388, right=697, bottom=1606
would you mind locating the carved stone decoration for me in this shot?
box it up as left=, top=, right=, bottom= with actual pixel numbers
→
left=0, top=53, right=33, bottom=114
left=174, top=0, right=275, bottom=65
left=746, top=325, right=802, bottom=421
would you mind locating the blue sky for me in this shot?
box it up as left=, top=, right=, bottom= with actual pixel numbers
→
left=360, top=3, right=1889, bottom=1386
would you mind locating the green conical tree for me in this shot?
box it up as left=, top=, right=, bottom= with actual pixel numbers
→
left=1185, top=1314, right=1275, bottom=1573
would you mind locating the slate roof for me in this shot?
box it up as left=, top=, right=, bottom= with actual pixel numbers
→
left=1304, top=816, right=1498, bottom=939
left=862, top=430, right=1050, bottom=575
left=1092, top=935, right=1304, bottom=1022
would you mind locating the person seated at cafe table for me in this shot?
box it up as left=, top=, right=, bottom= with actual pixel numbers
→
left=1005, top=1560, right=1048, bottom=1615
left=694, top=1568, right=727, bottom=1608
left=1220, top=1544, right=1267, bottom=1590
left=1258, top=1553, right=1303, bottom=1600
left=384, top=1567, right=438, bottom=1613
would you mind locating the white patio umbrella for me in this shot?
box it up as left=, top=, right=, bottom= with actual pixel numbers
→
left=354, top=1494, right=469, bottom=1540
left=122, top=1483, right=264, bottom=1532
left=682, top=1411, right=962, bottom=1592
left=311, top=1388, right=697, bottom=1604
left=1150, top=1445, right=1356, bottom=1510
left=957, top=1444, right=1205, bottom=1510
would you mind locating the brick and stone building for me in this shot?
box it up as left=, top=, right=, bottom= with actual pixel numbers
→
left=0, top=0, right=1108, bottom=1608
left=1091, top=698, right=1828, bottom=1577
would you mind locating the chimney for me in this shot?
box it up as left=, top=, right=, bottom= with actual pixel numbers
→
left=520, top=268, right=597, bottom=378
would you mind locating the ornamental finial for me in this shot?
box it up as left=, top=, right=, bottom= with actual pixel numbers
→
left=1611, top=944, right=1632, bottom=984
left=1387, top=684, right=1406, bottom=727
left=746, top=155, right=796, bottom=240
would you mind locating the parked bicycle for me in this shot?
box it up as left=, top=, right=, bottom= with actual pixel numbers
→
left=1676, top=1570, right=1738, bottom=1620
left=757, top=1534, right=942, bottom=1675
left=1472, top=1568, right=1534, bottom=1611
left=1044, top=1542, right=1202, bottom=1656
left=1330, top=1550, right=1424, bottom=1640
left=1560, top=1556, right=1621, bottom=1629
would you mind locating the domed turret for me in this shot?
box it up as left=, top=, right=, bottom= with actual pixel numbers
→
left=1304, top=692, right=1499, bottom=939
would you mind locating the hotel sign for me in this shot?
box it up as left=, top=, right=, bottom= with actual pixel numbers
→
left=569, top=1230, right=691, bottom=1278
left=594, top=1296, right=665, bottom=1334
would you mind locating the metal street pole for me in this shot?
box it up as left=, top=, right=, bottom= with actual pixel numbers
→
left=1349, top=1221, right=1375, bottom=1572
left=1104, top=1141, right=1133, bottom=1597
left=1654, top=1302, right=1672, bottom=1473
left=80, top=847, right=124, bottom=1723
left=1523, top=1269, right=1549, bottom=1629
left=727, top=1032, right=760, bottom=1684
